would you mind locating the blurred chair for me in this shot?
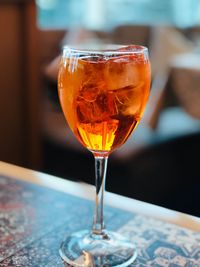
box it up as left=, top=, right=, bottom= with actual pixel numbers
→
left=170, top=54, right=200, bottom=119
left=154, top=53, right=200, bottom=139
left=39, top=29, right=66, bottom=69
left=111, top=24, right=151, bottom=46
left=182, top=26, right=200, bottom=47
left=150, top=26, right=194, bottom=77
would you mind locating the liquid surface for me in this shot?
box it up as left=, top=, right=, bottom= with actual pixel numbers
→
left=58, top=48, right=151, bottom=155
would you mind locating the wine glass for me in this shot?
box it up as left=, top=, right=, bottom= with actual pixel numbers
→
left=58, top=44, right=151, bottom=267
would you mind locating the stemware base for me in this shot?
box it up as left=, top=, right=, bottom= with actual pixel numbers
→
left=59, top=230, right=137, bottom=267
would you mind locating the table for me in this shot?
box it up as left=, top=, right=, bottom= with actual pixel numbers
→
left=0, top=161, right=200, bottom=266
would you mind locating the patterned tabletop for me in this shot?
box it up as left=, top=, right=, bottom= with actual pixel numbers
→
left=0, top=175, right=199, bottom=267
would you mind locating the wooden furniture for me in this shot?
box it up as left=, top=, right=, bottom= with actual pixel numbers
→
left=0, top=0, right=41, bottom=169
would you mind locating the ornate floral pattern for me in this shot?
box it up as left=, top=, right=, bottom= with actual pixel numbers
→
left=0, top=175, right=199, bottom=266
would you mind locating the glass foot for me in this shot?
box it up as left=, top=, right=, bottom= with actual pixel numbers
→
left=59, top=230, right=137, bottom=267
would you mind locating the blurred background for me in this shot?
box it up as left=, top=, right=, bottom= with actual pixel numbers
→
left=1, top=0, right=200, bottom=216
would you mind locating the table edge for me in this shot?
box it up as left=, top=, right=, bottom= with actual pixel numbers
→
left=0, top=161, right=200, bottom=232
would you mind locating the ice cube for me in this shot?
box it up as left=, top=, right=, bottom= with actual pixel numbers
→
left=79, top=83, right=100, bottom=102
left=113, top=83, right=144, bottom=117
left=104, top=57, right=141, bottom=91
left=76, top=89, right=117, bottom=124
left=76, top=99, right=93, bottom=123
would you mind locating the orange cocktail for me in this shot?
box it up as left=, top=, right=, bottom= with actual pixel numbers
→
left=58, top=46, right=151, bottom=155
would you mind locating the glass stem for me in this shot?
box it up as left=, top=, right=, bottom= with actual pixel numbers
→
left=92, top=155, right=108, bottom=235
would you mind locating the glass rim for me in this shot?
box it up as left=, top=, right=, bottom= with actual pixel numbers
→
left=62, top=44, right=148, bottom=55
